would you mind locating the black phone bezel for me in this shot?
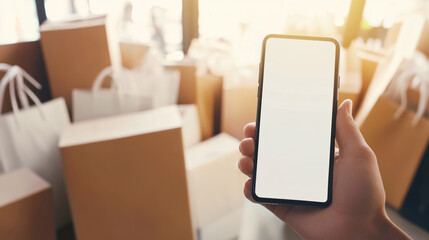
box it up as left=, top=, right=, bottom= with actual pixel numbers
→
left=252, top=34, right=340, bottom=207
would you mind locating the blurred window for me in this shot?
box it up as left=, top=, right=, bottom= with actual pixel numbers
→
left=0, top=0, right=39, bottom=44
left=86, top=0, right=183, bottom=56
left=198, top=0, right=425, bottom=63
left=127, top=0, right=183, bottom=55
left=44, top=0, right=73, bottom=20
left=0, top=0, right=425, bottom=53
left=198, top=0, right=352, bottom=64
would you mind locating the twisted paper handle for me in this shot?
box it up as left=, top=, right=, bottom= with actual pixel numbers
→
left=92, top=66, right=138, bottom=94
left=0, top=64, right=43, bottom=115
left=393, top=66, right=429, bottom=126
left=0, top=65, right=49, bottom=171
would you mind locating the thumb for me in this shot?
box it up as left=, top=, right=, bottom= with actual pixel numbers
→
left=336, top=99, right=370, bottom=156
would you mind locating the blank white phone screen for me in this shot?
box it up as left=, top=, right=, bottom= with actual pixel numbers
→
left=255, top=37, right=336, bottom=202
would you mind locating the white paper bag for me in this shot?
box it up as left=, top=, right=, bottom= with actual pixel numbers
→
left=134, top=50, right=180, bottom=106
left=73, top=66, right=154, bottom=122
left=73, top=53, right=180, bottom=122
left=0, top=65, right=71, bottom=228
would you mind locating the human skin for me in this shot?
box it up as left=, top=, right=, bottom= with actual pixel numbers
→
left=238, top=99, right=411, bottom=240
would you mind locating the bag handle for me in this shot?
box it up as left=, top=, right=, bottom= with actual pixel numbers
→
left=0, top=65, right=44, bottom=119
left=92, top=66, right=132, bottom=93
left=0, top=63, right=32, bottom=108
left=393, top=66, right=429, bottom=126
left=0, top=66, right=49, bottom=173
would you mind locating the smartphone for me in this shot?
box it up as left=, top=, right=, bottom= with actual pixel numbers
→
left=253, top=34, right=340, bottom=207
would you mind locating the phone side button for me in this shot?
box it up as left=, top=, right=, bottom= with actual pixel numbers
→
left=338, top=76, right=341, bottom=89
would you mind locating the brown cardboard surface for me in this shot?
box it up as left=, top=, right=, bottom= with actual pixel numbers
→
left=40, top=16, right=119, bottom=112
left=165, top=62, right=198, bottom=104
left=0, top=41, right=51, bottom=113
left=360, top=95, right=429, bottom=209
left=338, top=90, right=359, bottom=111
left=197, top=74, right=223, bottom=140
left=0, top=168, right=55, bottom=240
left=221, top=86, right=258, bottom=140
left=119, top=41, right=150, bottom=69
left=60, top=106, right=194, bottom=240
left=165, top=61, right=223, bottom=139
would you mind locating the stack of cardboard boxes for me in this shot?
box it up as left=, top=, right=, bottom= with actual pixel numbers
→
left=0, top=14, right=247, bottom=240
left=2, top=9, right=429, bottom=239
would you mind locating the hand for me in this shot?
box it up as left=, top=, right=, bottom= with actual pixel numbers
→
left=238, top=99, right=410, bottom=240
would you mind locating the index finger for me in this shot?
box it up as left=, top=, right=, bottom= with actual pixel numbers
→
left=243, top=122, right=256, bottom=139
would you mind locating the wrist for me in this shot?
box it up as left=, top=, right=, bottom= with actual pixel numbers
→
left=371, top=210, right=411, bottom=240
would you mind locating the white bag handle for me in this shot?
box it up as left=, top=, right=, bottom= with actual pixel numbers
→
left=92, top=66, right=132, bottom=93
left=0, top=64, right=43, bottom=111
left=0, top=63, right=13, bottom=111
left=0, top=66, right=20, bottom=113
left=0, top=66, right=49, bottom=173
left=0, top=65, right=44, bottom=119
left=393, top=66, right=429, bottom=126
left=93, top=66, right=130, bottom=108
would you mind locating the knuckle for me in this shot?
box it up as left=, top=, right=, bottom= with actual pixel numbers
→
left=355, top=144, right=376, bottom=160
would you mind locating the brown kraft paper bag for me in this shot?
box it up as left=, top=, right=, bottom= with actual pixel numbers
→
left=360, top=83, right=429, bottom=209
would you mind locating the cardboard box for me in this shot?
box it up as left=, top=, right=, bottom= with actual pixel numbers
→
left=60, top=106, right=194, bottom=240
left=179, top=104, right=201, bottom=148
left=40, top=15, right=121, bottom=112
left=165, top=61, right=198, bottom=104
left=186, top=133, right=246, bottom=239
left=166, top=61, right=223, bottom=140
left=197, top=74, right=223, bottom=139
left=0, top=168, right=56, bottom=240
left=0, top=40, right=51, bottom=113
left=119, top=41, right=150, bottom=69
left=221, top=86, right=258, bottom=140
